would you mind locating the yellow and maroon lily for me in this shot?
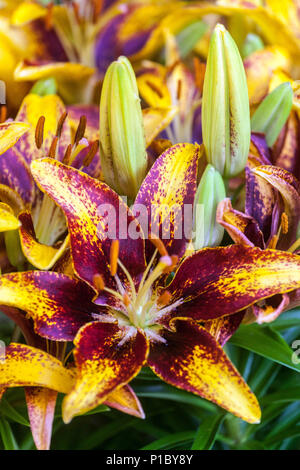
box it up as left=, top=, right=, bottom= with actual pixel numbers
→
left=1, top=143, right=300, bottom=424
left=0, top=92, right=101, bottom=270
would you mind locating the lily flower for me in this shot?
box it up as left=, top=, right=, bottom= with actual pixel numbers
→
left=0, top=91, right=101, bottom=270
left=1, top=144, right=300, bottom=424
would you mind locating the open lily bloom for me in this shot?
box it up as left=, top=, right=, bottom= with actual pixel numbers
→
left=0, top=92, right=101, bottom=270
left=217, top=133, right=300, bottom=323
left=1, top=144, right=300, bottom=425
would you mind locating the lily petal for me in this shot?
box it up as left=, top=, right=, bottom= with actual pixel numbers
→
left=25, top=387, right=57, bottom=451
left=105, top=385, right=145, bottom=419
left=164, top=245, right=300, bottom=321
left=0, top=343, right=75, bottom=393
left=134, top=143, right=199, bottom=258
left=0, top=203, right=21, bottom=232
left=31, top=158, right=146, bottom=290
left=204, top=311, right=245, bottom=346
left=19, top=211, right=69, bottom=270
left=143, top=107, right=178, bottom=147
left=62, top=322, right=148, bottom=423
left=252, top=165, right=300, bottom=249
left=0, top=121, right=30, bottom=156
left=148, top=318, right=261, bottom=423
left=0, top=272, right=97, bottom=341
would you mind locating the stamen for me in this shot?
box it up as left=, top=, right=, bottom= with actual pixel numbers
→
left=45, top=3, right=54, bottom=31
left=110, top=240, right=119, bottom=276
left=123, top=292, right=131, bottom=307
left=62, top=144, right=72, bottom=165
left=48, top=136, right=58, bottom=158
left=176, top=79, right=182, bottom=101
left=71, top=1, right=81, bottom=23
left=93, top=273, right=105, bottom=291
left=281, top=212, right=289, bottom=234
left=268, top=235, right=279, bottom=249
left=157, top=290, right=172, bottom=306
left=92, top=0, right=103, bottom=22
left=0, top=105, right=7, bottom=123
left=193, top=57, right=205, bottom=94
left=56, top=112, right=68, bottom=138
left=149, top=234, right=168, bottom=256
left=145, top=80, right=163, bottom=99
left=74, top=115, right=86, bottom=145
left=83, top=140, right=99, bottom=167
left=35, top=116, right=45, bottom=149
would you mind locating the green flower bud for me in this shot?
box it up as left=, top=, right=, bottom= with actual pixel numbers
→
left=242, top=33, right=264, bottom=59
left=30, top=78, right=57, bottom=96
left=193, top=164, right=226, bottom=250
left=251, top=82, right=293, bottom=147
left=202, top=24, right=251, bottom=179
left=4, top=230, right=25, bottom=270
left=99, top=56, right=148, bottom=200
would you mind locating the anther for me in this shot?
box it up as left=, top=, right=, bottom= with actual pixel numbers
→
left=0, top=105, right=7, bottom=123
left=74, top=115, right=87, bottom=145
left=83, top=140, right=99, bottom=167
left=123, top=292, right=131, bottom=307
left=93, top=273, right=105, bottom=291
left=45, top=3, right=54, bottom=30
left=176, top=79, right=182, bottom=101
left=35, top=116, right=45, bottom=149
left=62, top=144, right=72, bottom=165
left=71, top=1, right=81, bottom=23
left=92, top=0, right=103, bottom=22
left=149, top=234, right=168, bottom=257
left=193, top=57, right=205, bottom=94
left=56, top=112, right=68, bottom=138
left=157, top=290, right=172, bottom=306
left=110, top=240, right=119, bottom=276
left=281, top=212, right=289, bottom=235
left=48, top=136, right=58, bottom=158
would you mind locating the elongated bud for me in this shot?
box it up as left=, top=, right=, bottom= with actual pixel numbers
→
left=251, top=82, right=293, bottom=147
left=193, top=164, right=226, bottom=249
left=202, top=24, right=251, bottom=178
left=99, top=56, right=148, bottom=200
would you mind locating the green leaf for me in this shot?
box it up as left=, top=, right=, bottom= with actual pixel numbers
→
left=191, top=413, right=225, bottom=450
left=176, top=20, right=208, bottom=58
left=141, top=431, right=195, bottom=450
left=262, top=388, right=300, bottom=405
left=230, top=324, right=300, bottom=372
left=0, top=398, right=30, bottom=427
left=0, top=417, right=19, bottom=450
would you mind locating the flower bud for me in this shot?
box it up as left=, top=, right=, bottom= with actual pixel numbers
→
left=193, top=164, right=226, bottom=250
left=99, top=56, right=148, bottom=200
left=251, top=82, right=293, bottom=147
left=30, top=78, right=57, bottom=96
left=202, top=24, right=251, bottom=178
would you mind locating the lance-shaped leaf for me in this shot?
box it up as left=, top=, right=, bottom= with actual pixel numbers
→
left=31, top=158, right=146, bottom=290
left=0, top=122, right=29, bottom=156
left=0, top=343, right=75, bottom=393
left=163, top=244, right=300, bottom=322
left=252, top=165, right=300, bottom=249
left=0, top=203, right=21, bottom=232
left=25, top=387, right=57, bottom=451
left=217, top=198, right=265, bottom=248
left=18, top=211, right=69, bottom=270
left=134, top=143, right=199, bottom=258
left=0, top=271, right=97, bottom=341
left=62, top=322, right=149, bottom=423
left=148, top=318, right=261, bottom=424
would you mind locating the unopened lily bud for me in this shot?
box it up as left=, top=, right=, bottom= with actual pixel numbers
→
left=30, top=78, right=57, bottom=96
left=99, top=56, right=148, bottom=200
left=251, top=82, right=293, bottom=147
left=193, top=164, right=226, bottom=249
left=202, top=24, right=251, bottom=178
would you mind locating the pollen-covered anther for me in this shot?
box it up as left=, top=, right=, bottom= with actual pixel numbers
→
left=35, top=116, right=45, bottom=149
left=110, top=240, right=120, bottom=276
left=48, top=136, right=58, bottom=158
left=74, top=115, right=87, bottom=145
left=56, top=112, right=68, bottom=138
left=193, top=57, right=205, bottom=94
left=45, top=3, right=54, bottom=31
left=0, top=105, right=7, bottom=123
left=157, top=290, right=172, bottom=306
left=83, top=140, right=99, bottom=167
left=71, top=1, right=81, bottom=23
left=123, top=292, right=131, bottom=307
left=62, top=144, right=72, bottom=165
left=149, top=234, right=168, bottom=256
left=176, top=79, right=182, bottom=101
left=281, top=212, right=289, bottom=235
left=93, top=273, right=105, bottom=291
